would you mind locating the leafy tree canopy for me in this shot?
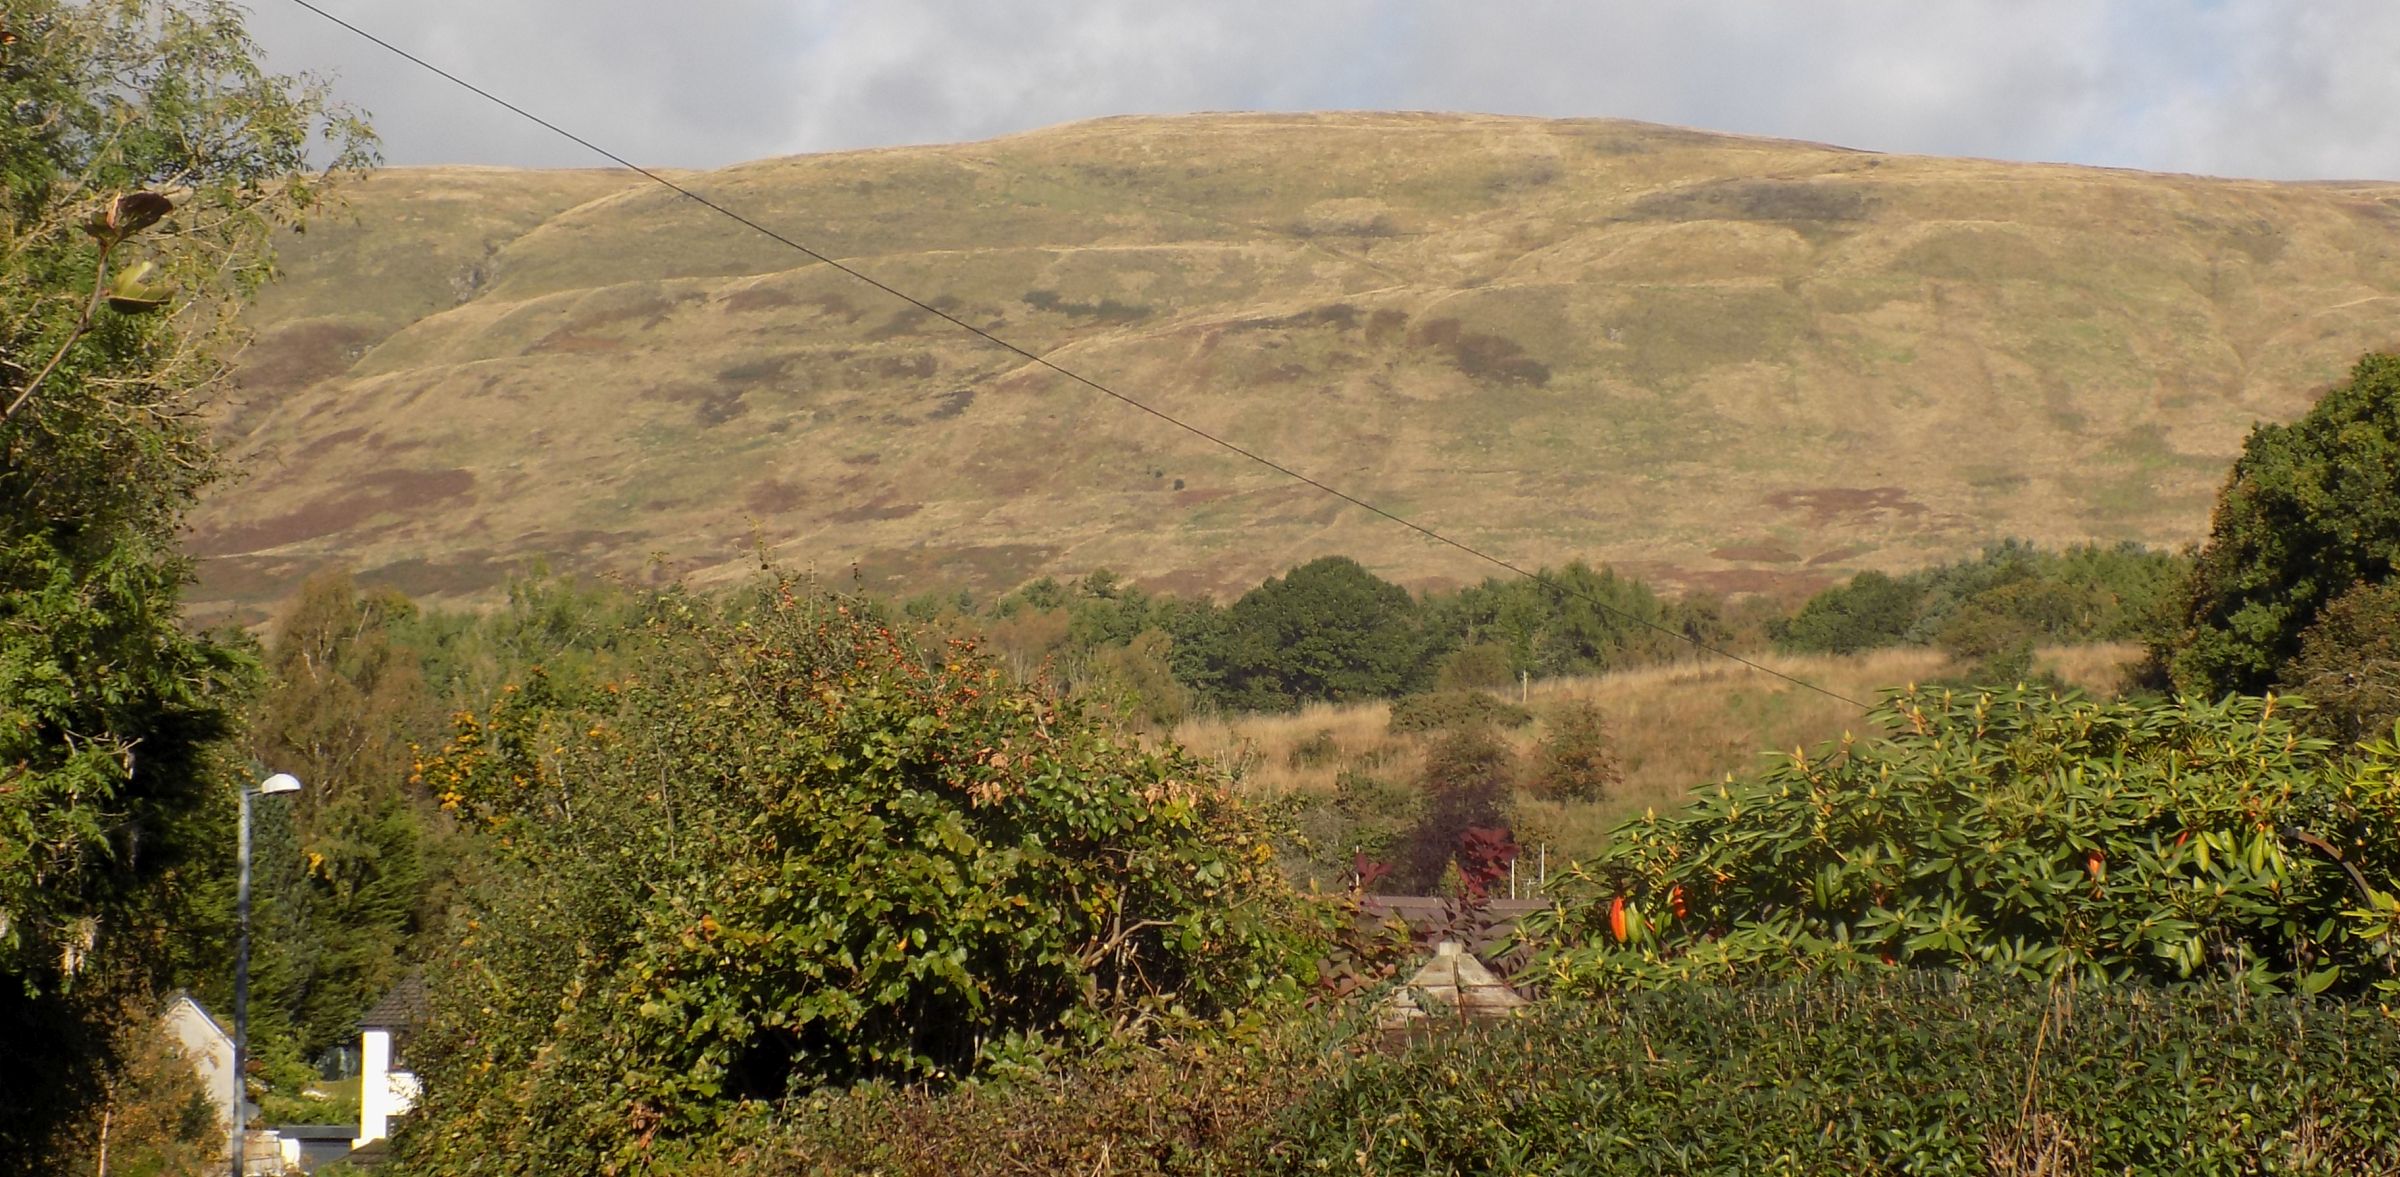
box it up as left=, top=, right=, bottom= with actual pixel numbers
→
left=1776, top=540, right=2182, bottom=658
left=2282, top=579, right=2400, bottom=744
left=1775, top=569, right=1924, bottom=655
left=1215, top=555, right=1424, bottom=709
left=243, top=570, right=434, bottom=1063
left=2170, top=352, right=2400, bottom=696
left=401, top=576, right=1318, bottom=1171
left=1430, top=560, right=1688, bottom=678
left=0, top=1, right=368, bottom=1162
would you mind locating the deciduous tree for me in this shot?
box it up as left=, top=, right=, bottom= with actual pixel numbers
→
left=0, top=0, right=369, bottom=1164
left=1215, top=556, right=1425, bottom=709
left=402, top=576, right=1315, bottom=1171
left=246, top=570, right=433, bottom=1063
left=2282, top=579, right=2400, bottom=744
left=2167, top=353, right=2400, bottom=696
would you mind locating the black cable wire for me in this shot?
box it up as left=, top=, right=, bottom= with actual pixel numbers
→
left=276, top=0, right=1871, bottom=710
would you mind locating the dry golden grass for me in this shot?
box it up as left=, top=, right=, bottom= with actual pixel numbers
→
left=1176, top=700, right=1416, bottom=797
left=1177, top=642, right=2145, bottom=865
left=2034, top=642, right=2144, bottom=698
left=1534, top=647, right=1953, bottom=818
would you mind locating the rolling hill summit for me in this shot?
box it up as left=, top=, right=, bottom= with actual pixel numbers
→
left=194, top=112, right=2400, bottom=617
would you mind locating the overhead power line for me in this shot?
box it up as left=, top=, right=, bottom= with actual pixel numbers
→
left=275, top=0, right=1871, bottom=711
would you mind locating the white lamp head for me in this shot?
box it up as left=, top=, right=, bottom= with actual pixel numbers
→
left=257, top=772, right=303, bottom=796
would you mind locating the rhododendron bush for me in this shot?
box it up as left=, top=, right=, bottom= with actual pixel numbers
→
left=1529, top=687, right=2400, bottom=997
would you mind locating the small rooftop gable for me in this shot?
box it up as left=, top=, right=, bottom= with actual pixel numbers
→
left=163, top=990, right=232, bottom=1044
left=358, top=971, right=427, bottom=1032
left=1377, top=939, right=1530, bottom=1029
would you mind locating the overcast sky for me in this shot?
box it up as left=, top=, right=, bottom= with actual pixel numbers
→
left=242, top=1, right=2400, bottom=182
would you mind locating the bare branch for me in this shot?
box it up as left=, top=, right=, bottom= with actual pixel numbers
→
left=3, top=241, right=117, bottom=424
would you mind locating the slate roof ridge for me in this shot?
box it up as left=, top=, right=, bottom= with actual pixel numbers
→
left=358, top=970, right=428, bottom=1031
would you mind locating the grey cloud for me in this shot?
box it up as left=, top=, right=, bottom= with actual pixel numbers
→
left=243, top=0, right=814, bottom=167
left=2143, top=0, right=2400, bottom=180
left=241, top=0, right=2400, bottom=180
left=760, top=1, right=1391, bottom=151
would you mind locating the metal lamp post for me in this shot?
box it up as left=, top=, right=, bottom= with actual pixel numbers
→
left=233, top=772, right=301, bottom=1177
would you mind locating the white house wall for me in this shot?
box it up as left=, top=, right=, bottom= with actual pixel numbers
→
left=161, top=995, right=238, bottom=1163
left=357, top=1025, right=421, bottom=1148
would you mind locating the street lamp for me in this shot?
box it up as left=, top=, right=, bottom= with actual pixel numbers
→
left=233, top=772, right=300, bottom=1177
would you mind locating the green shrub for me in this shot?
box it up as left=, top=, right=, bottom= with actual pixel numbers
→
left=1324, top=769, right=1420, bottom=879
left=752, top=1014, right=1340, bottom=1176
left=1397, top=726, right=1519, bottom=892
left=1529, top=687, right=2400, bottom=998
left=2283, top=579, right=2400, bottom=744
left=398, top=576, right=1320, bottom=1172
left=1261, top=770, right=1421, bottom=889
left=1333, top=769, right=1418, bottom=829
left=1285, top=727, right=1339, bottom=769
left=1268, top=978, right=2400, bottom=1175
left=1924, top=638, right=2072, bottom=696
left=1080, top=628, right=1190, bottom=730
left=1386, top=690, right=1532, bottom=734
left=1527, top=700, right=1621, bottom=802
left=1434, top=641, right=1514, bottom=690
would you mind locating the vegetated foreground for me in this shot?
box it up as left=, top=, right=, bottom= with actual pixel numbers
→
left=192, top=111, right=2400, bottom=619
left=763, top=976, right=2400, bottom=1175
left=353, top=355, right=2400, bottom=1173
left=375, top=574, right=2400, bottom=1176
left=25, top=1, right=2400, bottom=1173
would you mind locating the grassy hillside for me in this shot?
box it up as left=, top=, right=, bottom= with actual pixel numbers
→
left=191, top=113, right=2400, bottom=618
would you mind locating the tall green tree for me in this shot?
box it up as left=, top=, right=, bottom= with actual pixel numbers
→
left=1215, top=556, right=1425, bottom=709
left=1773, top=570, right=1925, bottom=655
left=0, top=0, right=369, bottom=1163
left=247, top=570, right=434, bottom=1063
left=1398, top=723, right=1516, bottom=892
left=1426, top=561, right=1686, bottom=678
left=2168, top=353, right=2400, bottom=696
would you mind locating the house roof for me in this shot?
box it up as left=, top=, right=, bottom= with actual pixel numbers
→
left=1360, top=895, right=1544, bottom=977
left=358, top=971, right=427, bottom=1031
left=1377, top=939, right=1531, bottom=1028
left=162, top=990, right=233, bottom=1044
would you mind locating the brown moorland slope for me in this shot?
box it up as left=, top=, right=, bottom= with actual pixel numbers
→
left=192, top=113, right=2400, bottom=617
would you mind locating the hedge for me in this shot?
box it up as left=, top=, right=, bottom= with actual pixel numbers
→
left=738, top=974, right=2400, bottom=1176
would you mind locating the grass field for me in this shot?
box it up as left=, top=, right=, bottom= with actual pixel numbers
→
left=1175, top=641, right=2143, bottom=864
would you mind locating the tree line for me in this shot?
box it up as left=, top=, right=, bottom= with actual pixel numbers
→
left=903, top=540, right=2188, bottom=730
left=952, top=556, right=1718, bottom=723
